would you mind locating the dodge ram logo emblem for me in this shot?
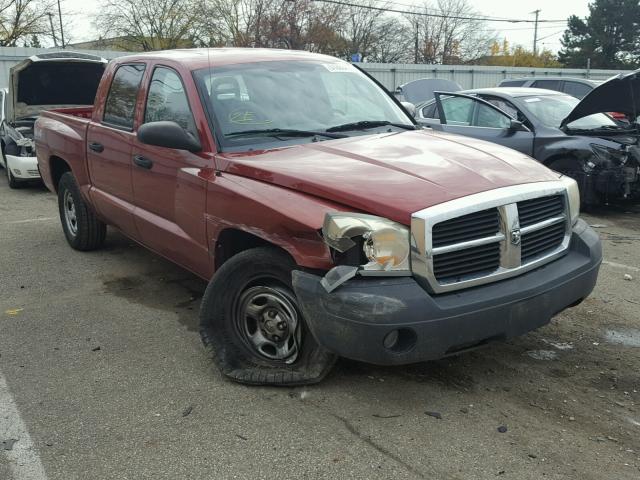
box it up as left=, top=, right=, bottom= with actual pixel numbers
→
left=510, top=229, right=522, bottom=245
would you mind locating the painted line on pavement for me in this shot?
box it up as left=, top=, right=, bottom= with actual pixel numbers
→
left=0, top=217, right=56, bottom=226
left=602, top=260, right=640, bottom=272
left=0, top=371, right=48, bottom=480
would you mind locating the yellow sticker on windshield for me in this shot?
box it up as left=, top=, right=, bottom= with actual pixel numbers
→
left=229, top=111, right=272, bottom=125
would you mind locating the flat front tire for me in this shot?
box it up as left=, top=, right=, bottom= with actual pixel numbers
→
left=200, top=247, right=336, bottom=386
left=57, top=172, right=106, bottom=251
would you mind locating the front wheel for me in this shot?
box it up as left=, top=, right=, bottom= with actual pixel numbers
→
left=200, top=247, right=336, bottom=385
left=57, top=172, right=107, bottom=250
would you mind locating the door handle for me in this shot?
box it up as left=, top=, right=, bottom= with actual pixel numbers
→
left=89, top=142, right=104, bottom=153
left=133, top=154, right=153, bottom=169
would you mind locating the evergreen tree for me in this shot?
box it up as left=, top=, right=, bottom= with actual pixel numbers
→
left=559, top=0, right=640, bottom=69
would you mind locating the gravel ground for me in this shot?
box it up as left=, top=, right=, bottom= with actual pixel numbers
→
left=1, top=178, right=639, bottom=480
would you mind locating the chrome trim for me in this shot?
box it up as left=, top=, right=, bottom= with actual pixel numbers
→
left=411, top=181, right=571, bottom=294
left=432, top=233, right=505, bottom=255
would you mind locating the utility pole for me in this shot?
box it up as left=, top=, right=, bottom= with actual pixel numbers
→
left=48, top=12, right=57, bottom=47
left=57, top=0, right=65, bottom=48
left=414, top=21, right=419, bottom=64
left=531, top=9, right=540, bottom=55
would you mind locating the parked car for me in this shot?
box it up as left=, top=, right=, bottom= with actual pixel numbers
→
left=394, top=78, right=462, bottom=104
left=498, top=77, right=601, bottom=99
left=416, top=84, right=640, bottom=205
left=35, top=49, right=601, bottom=385
left=0, top=52, right=107, bottom=188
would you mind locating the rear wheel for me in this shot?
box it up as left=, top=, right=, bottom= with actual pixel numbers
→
left=57, top=172, right=106, bottom=250
left=200, top=247, right=336, bottom=385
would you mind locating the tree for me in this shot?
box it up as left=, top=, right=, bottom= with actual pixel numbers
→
left=480, top=41, right=561, bottom=67
left=559, top=0, right=640, bottom=69
left=95, top=0, right=203, bottom=51
left=0, top=0, right=55, bottom=46
left=407, top=0, right=497, bottom=64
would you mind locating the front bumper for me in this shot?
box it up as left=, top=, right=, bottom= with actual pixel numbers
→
left=6, top=155, right=40, bottom=179
left=292, top=219, right=602, bottom=365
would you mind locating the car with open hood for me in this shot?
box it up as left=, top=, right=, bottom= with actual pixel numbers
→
left=0, top=51, right=107, bottom=188
left=415, top=77, right=640, bottom=205
left=34, top=49, right=601, bottom=385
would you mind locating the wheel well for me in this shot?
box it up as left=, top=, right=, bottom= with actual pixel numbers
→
left=214, top=229, right=293, bottom=270
left=50, top=156, right=71, bottom=192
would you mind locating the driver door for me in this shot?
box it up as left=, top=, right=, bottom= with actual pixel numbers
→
left=419, top=92, right=535, bottom=156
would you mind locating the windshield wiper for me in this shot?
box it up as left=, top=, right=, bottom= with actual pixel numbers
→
left=225, top=128, right=346, bottom=139
left=326, top=120, right=416, bottom=133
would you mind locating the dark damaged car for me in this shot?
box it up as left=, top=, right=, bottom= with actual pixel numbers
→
left=416, top=74, right=640, bottom=205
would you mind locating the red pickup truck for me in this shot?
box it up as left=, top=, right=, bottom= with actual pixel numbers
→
left=35, top=49, right=602, bottom=385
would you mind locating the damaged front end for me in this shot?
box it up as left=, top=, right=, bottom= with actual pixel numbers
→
left=4, top=119, right=36, bottom=158
left=319, top=213, right=412, bottom=292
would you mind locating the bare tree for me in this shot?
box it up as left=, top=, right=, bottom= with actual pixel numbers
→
left=408, top=0, right=496, bottom=64
left=95, top=0, right=203, bottom=51
left=0, top=0, right=55, bottom=46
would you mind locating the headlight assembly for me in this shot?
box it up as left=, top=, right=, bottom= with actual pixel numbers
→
left=559, top=175, right=580, bottom=226
left=590, top=144, right=628, bottom=166
left=322, top=213, right=411, bottom=274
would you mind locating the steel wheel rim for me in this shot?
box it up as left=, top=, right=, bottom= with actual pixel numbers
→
left=63, top=190, right=78, bottom=236
left=235, top=285, right=301, bottom=364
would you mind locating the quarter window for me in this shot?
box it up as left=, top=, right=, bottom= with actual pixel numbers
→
left=144, top=67, right=197, bottom=136
left=103, top=64, right=146, bottom=129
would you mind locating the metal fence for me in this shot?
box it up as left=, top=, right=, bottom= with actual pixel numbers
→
left=0, top=46, right=632, bottom=93
left=358, top=63, right=630, bottom=91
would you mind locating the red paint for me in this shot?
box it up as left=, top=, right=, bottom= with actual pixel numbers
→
left=35, top=49, right=561, bottom=279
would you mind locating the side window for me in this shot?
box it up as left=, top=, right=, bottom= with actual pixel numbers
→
left=474, top=102, right=511, bottom=128
left=144, top=67, right=197, bottom=136
left=440, top=96, right=474, bottom=125
left=482, top=97, right=519, bottom=119
left=500, top=80, right=526, bottom=87
left=563, top=81, right=591, bottom=99
left=421, top=102, right=437, bottom=119
left=531, top=80, right=561, bottom=92
left=103, top=64, right=146, bottom=129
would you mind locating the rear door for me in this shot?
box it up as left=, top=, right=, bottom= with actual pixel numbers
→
left=419, top=92, right=535, bottom=156
left=87, top=63, right=146, bottom=237
left=130, top=64, right=212, bottom=278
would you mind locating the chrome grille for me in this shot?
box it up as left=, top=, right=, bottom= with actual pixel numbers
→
left=411, top=182, right=572, bottom=294
left=432, top=208, right=499, bottom=247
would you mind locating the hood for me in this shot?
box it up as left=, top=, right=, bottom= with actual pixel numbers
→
left=395, top=78, right=462, bottom=105
left=219, top=130, right=560, bottom=225
left=8, top=52, right=107, bottom=123
left=561, top=69, right=640, bottom=127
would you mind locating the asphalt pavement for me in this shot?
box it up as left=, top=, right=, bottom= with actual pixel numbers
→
left=1, top=178, right=639, bottom=479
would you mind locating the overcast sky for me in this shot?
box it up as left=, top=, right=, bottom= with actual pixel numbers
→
left=60, top=0, right=592, bottom=53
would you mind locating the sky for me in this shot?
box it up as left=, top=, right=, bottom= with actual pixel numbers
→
left=59, top=0, right=592, bottom=54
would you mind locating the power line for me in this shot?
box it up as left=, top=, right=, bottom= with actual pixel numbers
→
left=311, top=0, right=567, bottom=23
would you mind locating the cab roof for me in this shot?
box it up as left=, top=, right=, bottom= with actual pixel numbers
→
left=114, top=48, right=345, bottom=70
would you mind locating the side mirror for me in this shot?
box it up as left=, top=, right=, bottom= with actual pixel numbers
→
left=401, top=101, right=417, bottom=117
left=137, top=121, right=201, bottom=152
left=508, top=119, right=529, bottom=132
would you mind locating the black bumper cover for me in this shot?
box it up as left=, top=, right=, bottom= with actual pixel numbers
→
left=292, top=219, right=602, bottom=365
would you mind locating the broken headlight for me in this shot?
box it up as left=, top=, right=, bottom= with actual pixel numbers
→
left=559, top=175, right=580, bottom=226
left=590, top=144, right=628, bottom=166
left=322, top=213, right=410, bottom=273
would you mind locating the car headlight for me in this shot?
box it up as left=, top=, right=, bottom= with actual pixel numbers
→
left=322, top=213, right=410, bottom=273
left=591, top=144, right=627, bottom=165
left=559, top=175, right=580, bottom=226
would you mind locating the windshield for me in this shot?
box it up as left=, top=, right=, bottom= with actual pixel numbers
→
left=193, top=61, right=412, bottom=148
left=521, top=94, right=618, bottom=129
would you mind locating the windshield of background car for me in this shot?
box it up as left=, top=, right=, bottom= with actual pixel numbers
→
left=193, top=61, right=412, bottom=148
left=520, top=94, right=617, bottom=129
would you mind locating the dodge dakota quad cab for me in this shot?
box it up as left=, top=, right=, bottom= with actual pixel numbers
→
left=35, top=49, right=602, bottom=385
left=1, top=52, right=107, bottom=188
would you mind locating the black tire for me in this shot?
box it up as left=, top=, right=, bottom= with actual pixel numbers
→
left=200, top=247, right=337, bottom=386
left=57, top=172, right=107, bottom=251
left=547, top=157, right=594, bottom=207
